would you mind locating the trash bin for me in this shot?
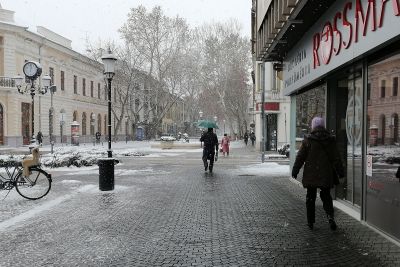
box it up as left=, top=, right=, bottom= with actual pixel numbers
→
left=98, top=158, right=115, bottom=191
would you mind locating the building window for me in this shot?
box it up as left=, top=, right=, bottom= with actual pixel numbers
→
left=61, top=71, right=65, bottom=91
left=49, top=67, right=54, bottom=85
left=73, top=75, right=77, bottom=94
left=82, top=78, right=86, bottom=96
left=393, top=77, right=398, bottom=97
left=91, top=81, right=94, bottom=97
left=98, top=83, right=101, bottom=99
left=381, top=80, right=386, bottom=98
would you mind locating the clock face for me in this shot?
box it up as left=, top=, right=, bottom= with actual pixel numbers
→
left=23, top=62, right=38, bottom=78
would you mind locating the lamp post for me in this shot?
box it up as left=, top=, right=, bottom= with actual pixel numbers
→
left=101, top=48, right=117, bottom=158
left=12, top=61, right=51, bottom=148
left=98, top=48, right=117, bottom=191
left=223, top=119, right=226, bottom=134
left=49, top=85, right=57, bottom=153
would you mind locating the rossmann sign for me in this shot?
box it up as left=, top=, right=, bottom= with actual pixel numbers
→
left=283, top=0, right=400, bottom=95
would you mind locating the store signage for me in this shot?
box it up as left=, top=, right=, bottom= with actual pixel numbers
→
left=313, top=0, right=400, bottom=69
left=283, top=0, right=400, bottom=96
left=256, top=102, right=280, bottom=111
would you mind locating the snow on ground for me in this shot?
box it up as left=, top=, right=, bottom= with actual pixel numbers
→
left=238, top=162, right=289, bottom=176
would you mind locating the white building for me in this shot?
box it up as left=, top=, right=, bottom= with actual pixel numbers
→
left=0, top=4, right=116, bottom=146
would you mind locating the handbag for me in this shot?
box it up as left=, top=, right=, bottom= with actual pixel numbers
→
left=219, top=147, right=223, bottom=152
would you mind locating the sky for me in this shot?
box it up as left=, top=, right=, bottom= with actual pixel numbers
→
left=1, top=0, right=251, bottom=54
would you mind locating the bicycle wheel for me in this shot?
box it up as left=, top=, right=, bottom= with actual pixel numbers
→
left=15, top=167, right=52, bottom=200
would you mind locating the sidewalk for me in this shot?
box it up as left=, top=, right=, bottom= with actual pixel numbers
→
left=0, top=143, right=399, bottom=266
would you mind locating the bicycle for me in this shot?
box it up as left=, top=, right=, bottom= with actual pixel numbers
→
left=0, top=160, right=52, bottom=200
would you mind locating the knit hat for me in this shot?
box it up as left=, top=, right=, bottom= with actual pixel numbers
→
left=311, top=117, right=325, bottom=130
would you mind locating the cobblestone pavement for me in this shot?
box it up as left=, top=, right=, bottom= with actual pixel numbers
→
left=0, top=145, right=399, bottom=266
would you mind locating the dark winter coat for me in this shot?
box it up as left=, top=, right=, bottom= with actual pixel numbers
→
left=292, top=127, right=344, bottom=189
left=200, top=131, right=219, bottom=152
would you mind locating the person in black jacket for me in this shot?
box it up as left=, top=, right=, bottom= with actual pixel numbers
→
left=200, top=128, right=219, bottom=173
left=292, top=117, right=344, bottom=230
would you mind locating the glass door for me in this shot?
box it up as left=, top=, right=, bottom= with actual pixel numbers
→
left=331, top=66, right=363, bottom=206
left=366, top=52, right=400, bottom=241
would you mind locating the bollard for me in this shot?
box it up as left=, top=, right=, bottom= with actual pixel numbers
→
left=98, top=158, right=115, bottom=191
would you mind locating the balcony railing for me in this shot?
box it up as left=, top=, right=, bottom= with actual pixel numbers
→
left=0, top=77, right=16, bottom=87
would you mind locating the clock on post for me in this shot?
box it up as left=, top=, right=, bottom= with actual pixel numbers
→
left=23, top=61, right=42, bottom=80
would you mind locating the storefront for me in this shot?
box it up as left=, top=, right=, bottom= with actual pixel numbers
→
left=284, top=0, right=400, bottom=242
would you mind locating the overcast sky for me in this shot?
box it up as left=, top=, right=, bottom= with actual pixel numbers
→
left=2, top=0, right=251, bottom=53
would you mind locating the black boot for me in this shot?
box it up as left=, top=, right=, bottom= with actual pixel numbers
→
left=328, top=216, right=337, bottom=231
left=204, top=162, right=208, bottom=171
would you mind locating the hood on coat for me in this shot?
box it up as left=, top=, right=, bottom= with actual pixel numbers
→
left=306, top=127, right=332, bottom=141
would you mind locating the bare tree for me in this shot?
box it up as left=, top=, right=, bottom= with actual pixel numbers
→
left=119, top=5, right=190, bottom=137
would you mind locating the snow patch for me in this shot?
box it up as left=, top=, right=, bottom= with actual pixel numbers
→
left=238, top=162, right=289, bottom=176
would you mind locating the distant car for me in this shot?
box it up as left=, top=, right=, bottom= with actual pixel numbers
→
left=160, top=135, right=176, bottom=141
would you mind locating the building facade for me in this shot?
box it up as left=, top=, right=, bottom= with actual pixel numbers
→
left=251, top=0, right=291, bottom=153
left=255, top=0, right=400, bottom=243
left=0, top=4, right=121, bottom=146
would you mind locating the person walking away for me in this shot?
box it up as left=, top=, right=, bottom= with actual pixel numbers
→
left=291, top=117, right=344, bottom=231
left=244, top=132, right=249, bottom=146
left=200, top=128, right=218, bottom=173
left=250, top=132, right=256, bottom=146
left=36, top=131, right=43, bottom=146
left=221, top=133, right=230, bottom=157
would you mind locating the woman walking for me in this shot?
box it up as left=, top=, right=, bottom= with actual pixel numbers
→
left=221, top=134, right=230, bottom=157
left=291, top=117, right=344, bottom=230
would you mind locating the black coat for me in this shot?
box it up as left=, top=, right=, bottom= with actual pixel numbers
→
left=292, top=127, right=344, bottom=188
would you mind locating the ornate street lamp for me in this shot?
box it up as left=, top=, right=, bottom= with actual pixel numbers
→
left=98, top=48, right=117, bottom=191
left=101, top=48, right=117, bottom=158
left=12, top=61, right=52, bottom=147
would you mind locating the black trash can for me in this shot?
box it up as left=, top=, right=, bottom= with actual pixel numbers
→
left=98, top=158, right=115, bottom=191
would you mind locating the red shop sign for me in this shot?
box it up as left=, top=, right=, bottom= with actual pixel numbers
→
left=313, top=0, right=400, bottom=69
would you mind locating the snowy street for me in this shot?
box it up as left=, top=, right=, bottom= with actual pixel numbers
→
left=0, top=142, right=399, bottom=266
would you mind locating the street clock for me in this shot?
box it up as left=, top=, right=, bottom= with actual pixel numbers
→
left=23, top=61, right=42, bottom=79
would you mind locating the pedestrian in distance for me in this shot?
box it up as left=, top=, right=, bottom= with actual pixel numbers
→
left=250, top=132, right=256, bottom=146
left=221, top=133, right=230, bottom=157
left=36, top=131, right=43, bottom=146
left=200, top=128, right=219, bottom=173
left=291, top=116, right=344, bottom=231
left=244, top=132, right=249, bottom=146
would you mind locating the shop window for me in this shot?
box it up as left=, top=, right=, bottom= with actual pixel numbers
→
left=295, top=84, right=326, bottom=137
left=380, top=80, right=386, bottom=98
left=393, top=77, right=398, bottom=96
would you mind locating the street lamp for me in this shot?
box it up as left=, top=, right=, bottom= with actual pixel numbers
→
left=101, top=48, right=117, bottom=158
left=49, top=84, right=57, bottom=154
left=98, top=48, right=117, bottom=191
left=12, top=61, right=51, bottom=148
left=223, top=119, right=226, bottom=134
